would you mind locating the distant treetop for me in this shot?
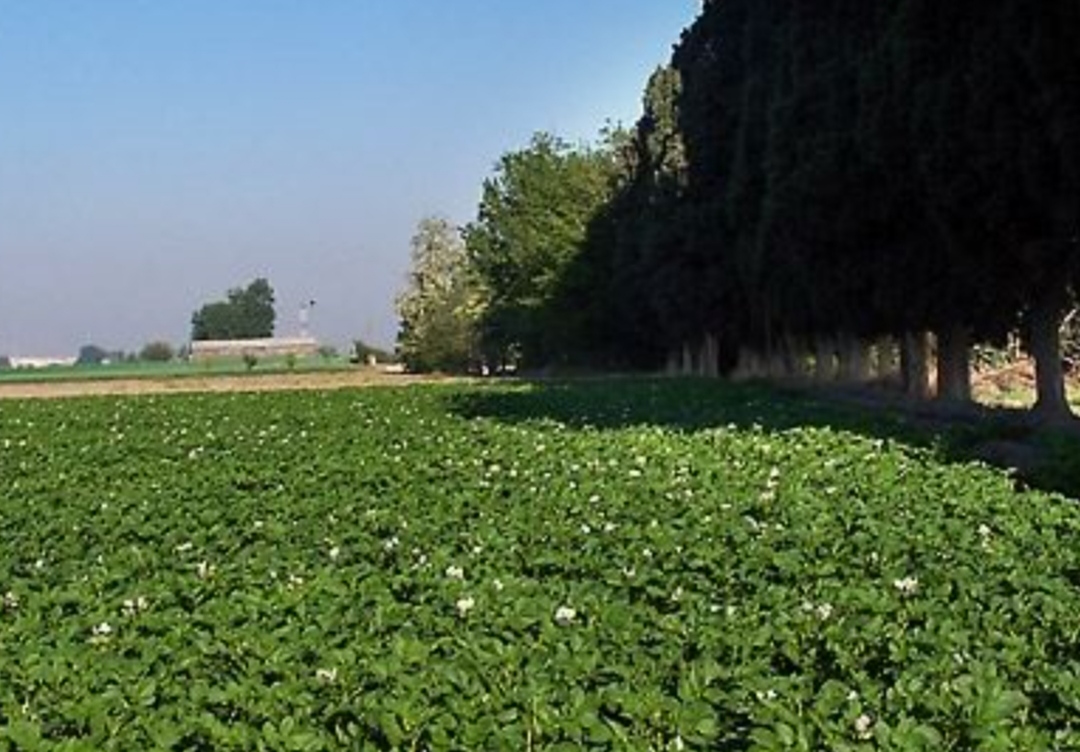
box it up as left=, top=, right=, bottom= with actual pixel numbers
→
left=191, top=278, right=276, bottom=341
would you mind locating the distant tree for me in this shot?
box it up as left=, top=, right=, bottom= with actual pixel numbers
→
left=191, top=278, right=276, bottom=341
left=352, top=339, right=395, bottom=365
left=76, top=344, right=109, bottom=366
left=396, top=216, right=482, bottom=373
left=0, top=355, right=11, bottom=370
left=139, top=341, right=175, bottom=362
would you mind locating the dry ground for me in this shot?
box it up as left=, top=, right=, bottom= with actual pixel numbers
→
left=0, top=368, right=455, bottom=401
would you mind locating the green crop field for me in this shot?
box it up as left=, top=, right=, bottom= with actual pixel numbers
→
left=2, top=380, right=1080, bottom=750
left=0, top=356, right=354, bottom=385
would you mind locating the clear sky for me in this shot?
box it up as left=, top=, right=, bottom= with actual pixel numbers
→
left=0, top=1, right=698, bottom=356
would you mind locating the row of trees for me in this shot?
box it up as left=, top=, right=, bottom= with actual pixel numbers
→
left=625, top=0, right=1077, bottom=421
left=397, top=1, right=1077, bottom=421
left=2, top=279, right=280, bottom=370
left=396, top=134, right=622, bottom=372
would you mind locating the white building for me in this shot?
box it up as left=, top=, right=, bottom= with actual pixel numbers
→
left=189, top=337, right=319, bottom=362
left=10, top=356, right=77, bottom=369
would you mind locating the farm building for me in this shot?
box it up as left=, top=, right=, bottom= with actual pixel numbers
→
left=189, top=337, right=319, bottom=362
left=9, top=356, right=78, bottom=369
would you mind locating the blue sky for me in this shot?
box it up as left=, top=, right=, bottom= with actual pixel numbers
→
left=0, top=1, right=698, bottom=355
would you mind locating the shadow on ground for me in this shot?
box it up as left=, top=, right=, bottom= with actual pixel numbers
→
left=446, top=377, right=1080, bottom=499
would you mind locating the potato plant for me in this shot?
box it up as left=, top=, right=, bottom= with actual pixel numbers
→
left=1, top=381, right=1079, bottom=750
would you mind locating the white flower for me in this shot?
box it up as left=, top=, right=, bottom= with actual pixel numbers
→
left=492, top=579, right=504, bottom=592
left=815, top=603, right=834, bottom=620
left=445, top=565, right=465, bottom=580
left=456, top=596, right=476, bottom=617
left=755, top=689, right=778, bottom=701
left=196, top=561, right=215, bottom=580
left=893, top=576, right=919, bottom=596
left=671, top=735, right=685, bottom=751
left=328, top=546, right=341, bottom=561
left=383, top=536, right=399, bottom=551
left=315, top=667, right=338, bottom=683
left=603, top=522, right=617, bottom=533
left=92, top=621, right=113, bottom=637
left=3, top=591, right=18, bottom=610
left=122, top=596, right=149, bottom=617
left=580, top=524, right=592, bottom=535
left=622, top=566, right=636, bottom=579
left=978, top=523, right=992, bottom=538
left=175, top=541, right=194, bottom=553
left=854, top=713, right=874, bottom=740
left=554, top=606, right=577, bottom=625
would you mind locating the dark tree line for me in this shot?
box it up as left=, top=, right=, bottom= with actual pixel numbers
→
left=572, top=0, right=1077, bottom=420
left=405, top=2, right=1077, bottom=421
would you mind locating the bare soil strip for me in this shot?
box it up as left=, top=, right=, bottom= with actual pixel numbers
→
left=0, top=370, right=451, bottom=400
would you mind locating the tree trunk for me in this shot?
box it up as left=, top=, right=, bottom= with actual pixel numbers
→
left=765, top=342, right=787, bottom=379
left=1028, top=290, right=1073, bottom=422
left=703, top=333, right=720, bottom=378
left=681, top=342, right=693, bottom=376
left=814, top=337, right=836, bottom=382
left=735, top=346, right=763, bottom=380
left=666, top=349, right=680, bottom=376
left=782, top=337, right=808, bottom=380
left=901, top=332, right=931, bottom=400
left=837, top=334, right=871, bottom=383
left=874, top=337, right=899, bottom=384
left=936, top=324, right=971, bottom=403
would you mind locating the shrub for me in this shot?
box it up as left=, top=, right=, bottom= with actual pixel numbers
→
left=139, top=341, right=175, bottom=362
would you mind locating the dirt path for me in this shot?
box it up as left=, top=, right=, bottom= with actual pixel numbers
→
left=0, top=369, right=455, bottom=400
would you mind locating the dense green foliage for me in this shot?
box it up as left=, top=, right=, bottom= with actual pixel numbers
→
left=191, top=278, right=276, bottom=342
left=3, top=381, right=1080, bottom=749
left=464, top=133, right=621, bottom=369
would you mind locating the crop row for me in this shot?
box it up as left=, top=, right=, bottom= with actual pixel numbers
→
left=1, top=381, right=1079, bottom=750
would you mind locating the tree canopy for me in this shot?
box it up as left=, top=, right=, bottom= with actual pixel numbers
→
left=464, top=133, right=619, bottom=369
left=191, top=278, right=276, bottom=342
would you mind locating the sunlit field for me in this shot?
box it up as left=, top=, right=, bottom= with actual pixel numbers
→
left=2, top=380, right=1080, bottom=749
